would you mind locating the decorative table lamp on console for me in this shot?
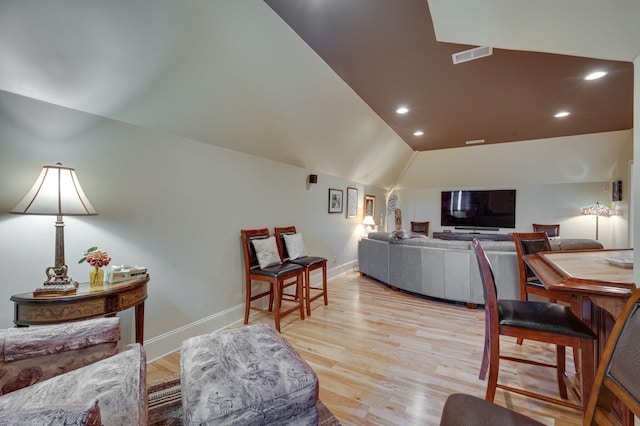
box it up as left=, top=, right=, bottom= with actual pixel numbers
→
left=11, top=163, right=97, bottom=296
left=580, top=201, right=611, bottom=240
left=362, top=215, right=375, bottom=236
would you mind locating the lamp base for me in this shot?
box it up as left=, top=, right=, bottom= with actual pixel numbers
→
left=33, top=279, right=78, bottom=297
left=34, top=264, right=78, bottom=296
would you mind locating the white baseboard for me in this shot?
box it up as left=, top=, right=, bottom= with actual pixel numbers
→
left=144, top=260, right=356, bottom=362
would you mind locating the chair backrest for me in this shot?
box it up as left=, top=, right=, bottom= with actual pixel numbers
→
left=512, top=232, right=552, bottom=286
left=410, top=221, right=429, bottom=236
left=471, top=239, right=500, bottom=334
left=532, top=223, right=560, bottom=237
left=240, top=228, right=271, bottom=271
left=584, top=289, right=640, bottom=424
left=273, top=226, right=297, bottom=260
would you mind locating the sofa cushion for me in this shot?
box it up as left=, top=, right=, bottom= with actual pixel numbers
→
left=1, top=317, right=120, bottom=362
left=366, top=232, right=398, bottom=243
left=0, top=399, right=101, bottom=426
left=550, top=239, right=603, bottom=251
left=390, top=229, right=428, bottom=240
left=0, top=344, right=147, bottom=426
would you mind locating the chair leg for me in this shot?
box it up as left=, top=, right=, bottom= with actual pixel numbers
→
left=556, top=345, right=568, bottom=399
left=297, top=272, right=305, bottom=320
left=485, top=348, right=499, bottom=402
left=273, top=281, right=282, bottom=332
left=479, top=337, right=489, bottom=380
left=268, top=283, right=274, bottom=312
left=322, top=264, right=328, bottom=306
left=244, top=278, right=252, bottom=324
left=479, top=312, right=491, bottom=380
left=305, top=269, right=312, bottom=317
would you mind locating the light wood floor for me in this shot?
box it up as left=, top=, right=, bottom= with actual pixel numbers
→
left=147, top=271, right=582, bottom=426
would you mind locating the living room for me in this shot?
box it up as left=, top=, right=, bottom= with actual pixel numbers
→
left=0, top=0, right=638, bottom=392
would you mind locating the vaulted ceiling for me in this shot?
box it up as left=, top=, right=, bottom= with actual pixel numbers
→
left=265, top=0, right=636, bottom=152
left=1, top=1, right=638, bottom=189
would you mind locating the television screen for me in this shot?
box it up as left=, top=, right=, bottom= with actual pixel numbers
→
left=441, top=189, right=516, bottom=229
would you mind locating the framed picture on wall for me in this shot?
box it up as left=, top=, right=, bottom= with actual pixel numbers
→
left=364, top=194, right=375, bottom=219
left=328, top=188, right=343, bottom=213
left=346, top=187, right=358, bottom=218
left=613, top=180, right=622, bottom=201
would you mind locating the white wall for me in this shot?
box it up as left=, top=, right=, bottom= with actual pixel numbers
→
left=634, top=55, right=640, bottom=287
left=392, top=130, right=633, bottom=249
left=0, top=92, right=386, bottom=360
left=392, top=183, right=622, bottom=246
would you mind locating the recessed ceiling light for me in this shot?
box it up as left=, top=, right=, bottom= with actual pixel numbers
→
left=465, top=139, right=485, bottom=145
left=585, top=71, right=607, bottom=80
left=396, top=106, right=409, bottom=114
left=413, top=130, right=424, bottom=136
left=555, top=111, right=570, bottom=118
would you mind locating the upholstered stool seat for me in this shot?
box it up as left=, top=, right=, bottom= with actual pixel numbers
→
left=289, top=255, right=326, bottom=269
left=498, top=300, right=596, bottom=338
left=181, top=323, right=319, bottom=425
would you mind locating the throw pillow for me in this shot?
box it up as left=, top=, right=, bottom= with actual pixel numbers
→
left=284, top=233, right=308, bottom=260
left=391, top=229, right=428, bottom=239
left=252, top=236, right=282, bottom=268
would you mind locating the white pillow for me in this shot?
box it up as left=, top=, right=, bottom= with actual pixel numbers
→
left=284, top=233, right=308, bottom=260
left=251, top=236, right=281, bottom=268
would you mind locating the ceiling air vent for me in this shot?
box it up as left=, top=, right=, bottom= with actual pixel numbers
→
left=452, top=46, right=493, bottom=65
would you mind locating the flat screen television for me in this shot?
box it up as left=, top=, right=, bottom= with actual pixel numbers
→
left=441, top=189, right=516, bottom=229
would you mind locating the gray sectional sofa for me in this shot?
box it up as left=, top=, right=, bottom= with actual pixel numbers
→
left=358, top=231, right=603, bottom=306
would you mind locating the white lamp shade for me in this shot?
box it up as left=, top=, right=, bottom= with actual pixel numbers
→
left=11, top=164, right=97, bottom=216
left=363, top=215, right=375, bottom=226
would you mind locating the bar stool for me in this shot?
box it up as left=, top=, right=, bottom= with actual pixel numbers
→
left=274, top=226, right=328, bottom=317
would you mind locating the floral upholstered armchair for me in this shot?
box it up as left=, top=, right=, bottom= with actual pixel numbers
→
left=0, top=317, right=147, bottom=425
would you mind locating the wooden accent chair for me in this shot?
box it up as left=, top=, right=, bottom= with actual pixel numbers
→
left=240, top=228, right=304, bottom=332
left=532, top=223, right=560, bottom=237
left=513, top=232, right=556, bottom=306
left=274, top=226, right=328, bottom=317
left=410, top=221, right=429, bottom=236
left=471, top=238, right=596, bottom=410
left=513, top=232, right=582, bottom=370
left=440, top=288, right=640, bottom=426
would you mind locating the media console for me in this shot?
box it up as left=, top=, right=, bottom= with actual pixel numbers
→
left=432, top=232, right=513, bottom=241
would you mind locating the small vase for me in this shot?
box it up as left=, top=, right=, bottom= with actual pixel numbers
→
left=90, top=266, right=104, bottom=287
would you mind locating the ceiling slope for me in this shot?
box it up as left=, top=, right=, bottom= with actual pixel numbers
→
left=0, top=0, right=412, bottom=188
left=265, top=0, right=635, bottom=151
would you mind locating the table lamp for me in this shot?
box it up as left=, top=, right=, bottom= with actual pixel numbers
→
left=363, top=215, right=376, bottom=235
left=11, top=163, right=97, bottom=296
left=580, top=201, right=611, bottom=240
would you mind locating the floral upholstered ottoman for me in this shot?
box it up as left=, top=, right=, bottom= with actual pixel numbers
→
left=180, top=323, right=319, bottom=425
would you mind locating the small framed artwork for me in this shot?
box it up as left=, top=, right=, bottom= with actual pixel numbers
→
left=364, top=194, right=375, bottom=219
left=612, top=180, right=622, bottom=201
left=328, top=188, right=343, bottom=213
left=346, top=187, right=358, bottom=218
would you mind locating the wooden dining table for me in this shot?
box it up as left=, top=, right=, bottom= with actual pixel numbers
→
left=523, top=248, right=635, bottom=422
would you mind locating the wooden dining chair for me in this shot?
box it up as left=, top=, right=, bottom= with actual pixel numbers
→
left=513, top=232, right=555, bottom=303
left=472, top=238, right=596, bottom=410
left=512, top=232, right=573, bottom=334
left=240, top=228, right=304, bottom=332
left=410, top=221, right=429, bottom=236
left=532, top=223, right=560, bottom=237
left=274, top=226, right=328, bottom=316
left=441, top=288, right=640, bottom=425
left=513, top=232, right=583, bottom=374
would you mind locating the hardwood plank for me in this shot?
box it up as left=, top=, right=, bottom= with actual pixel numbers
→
left=147, top=271, right=582, bottom=425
